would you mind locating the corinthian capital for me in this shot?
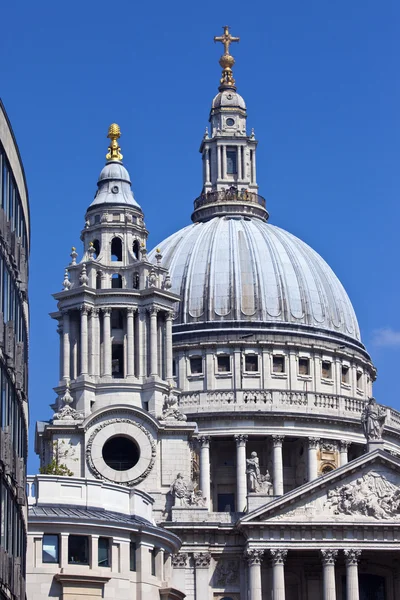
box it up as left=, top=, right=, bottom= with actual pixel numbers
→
left=270, top=549, right=288, bottom=565
left=272, top=435, right=284, bottom=447
left=171, top=553, right=188, bottom=568
left=321, top=549, right=338, bottom=565
left=198, top=435, right=210, bottom=448
left=344, top=549, right=361, bottom=565
left=234, top=434, right=248, bottom=447
left=245, top=548, right=264, bottom=566
left=308, top=437, right=320, bottom=449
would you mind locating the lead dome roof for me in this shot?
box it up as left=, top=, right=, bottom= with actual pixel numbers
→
left=150, top=217, right=361, bottom=342
left=89, top=160, right=141, bottom=210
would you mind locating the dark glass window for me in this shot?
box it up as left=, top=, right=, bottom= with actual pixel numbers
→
left=217, top=493, right=235, bottom=512
left=112, top=344, right=124, bottom=377
left=92, top=239, right=100, bottom=258
left=341, top=365, right=349, bottom=383
left=111, top=237, right=122, bottom=261
left=217, top=355, right=230, bottom=373
left=111, top=309, right=123, bottom=330
left=322, top=361, right=332, bottom=379
left=96, top=271, right=102, bottom=289
left=111, top=273, right=123, bottom=288
left=151, top=548, right=157, bottom=576
left=68, top=535, right=89, bottom=564
left=273, top=356, right=285, bottom=373
left=245, top=355, right=258, bottom=372
left=132, top=240, right=140, bottom=260
left=226, top=148, right=237, bottom=174
left=299, top=358, right=310, bottom=375
left=172, top=360, right=176, bottom=377
left=190, top=357, right=203, bottom=375
left=98, top=537, right=110, bottom=567
left=102, top=436, right=140, bottom=471
left=357, top=371, right=363, bottom=388
left=130, top=541, right=136, bottom=571
left=42, top=534, right=59, bottom=563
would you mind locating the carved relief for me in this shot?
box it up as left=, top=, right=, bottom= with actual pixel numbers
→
left=246, top=451, right=272, bottom=494
left=325, top=471, right=400, bottom=519
left=214, top=559, right=239, bottom=585
left=170, top=473, right=206, bottom=507
left=161, top=391, right=187, bottom=422
left=171, top=553, right=188, bottom=568
left=361, top=397, right=386, bottom=441
left=193, top=552, right=211, bottom=568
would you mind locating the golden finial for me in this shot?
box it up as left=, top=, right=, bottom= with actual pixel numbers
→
left=106, top=123, right=123, bottom=161
left=214, top=26, right=240, bottom=89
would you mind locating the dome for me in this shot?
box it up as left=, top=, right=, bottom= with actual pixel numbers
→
left=150, top=217, right=361, bottom=342
left=211, top=90, right=246, bottom=111
left=89, top=160, right=141, bottom=210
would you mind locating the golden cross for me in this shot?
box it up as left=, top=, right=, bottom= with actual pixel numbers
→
left=214, top=26, right=240, bottom=55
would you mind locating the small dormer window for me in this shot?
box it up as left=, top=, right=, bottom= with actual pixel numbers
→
left=226, top=148, right=237, bottom=174
left=226, top=118, right=235, bottom=126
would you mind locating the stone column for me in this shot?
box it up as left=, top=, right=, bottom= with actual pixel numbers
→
left=251, top=148, right=257, bottom=183
left=321, top=549, right=338, bottom=600
left=344, top=549, right=361, bottom=600
left=199, top=436, right=211, bottom=508
left=126, top=307, right=135, bottom=377
left=222, top=145, right=227, bottom=179
left=80, top=305, right=89, bottom=375
left=136, top=307, right=146, bottom=378
left=217, top=146, right=222, bottom=179
left=165, top=311, right=174, bottom=383
left=272, top=435, right=284, bottom=496
left=245, top=549, right=264, bottom=600
left=339, top=440, right=350, bottom=466
left=91, top=308, right=100, bottom=377
left=271, top=549, right=287, bottom=600
left=235, top=434, right=248, bottom=512
left=194, top=553, right=211, bottom=598
left=205, top=149, right=210, bottom=184
left=102, top=308, right=112, bottom=377
left=171, top=553, right=188, bottom=593
left=62, top=310, right=70, bottom=381
left=149, top=307, right=158, bottom=376
left=57, top=323, right=63, bottom=381
left=308, top=437, right=320, bottom=481
left=238, top=146, right=242, bottom=180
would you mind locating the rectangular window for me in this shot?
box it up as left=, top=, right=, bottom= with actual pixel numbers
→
left=190, top=356, right=203, bottom=375
left=245, top=355, right=258, bottom=372
left=226, top=148, right=237, bottom=174
left=42, top=534, right=59, bottom=564
left=68, top=535, right=89, bottom=565
left=298, top=358, right=310, bottom=375
left=273, top=356, right=285, bottom=373
left=151, top=548, right=157, bottom=577
left=357, top=371, right=363, bottom=389
left=130, top=541, right=136, bottom=571
left=322, top=361, right=332, bottom=379
left=217, top=355, right=230, bottom=373
left=98, top=537, right=110, bottom=567
left=217, top=493, right=235, bottom=512
left=342, top=365, right=349, bottom=383
left=172, top=360, right=176, bottom=377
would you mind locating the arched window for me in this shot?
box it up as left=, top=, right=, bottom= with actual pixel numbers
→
left=96, top=271, right=102, bottom=289
left=132, top=240, right=140, bottom=260
left=111, top=274, right=122, bottom=289
left=133, top=272, right=139, bottom=289
left=111, top=237, right=122, bottom=261
left=93, top=239, right=100, bottom=259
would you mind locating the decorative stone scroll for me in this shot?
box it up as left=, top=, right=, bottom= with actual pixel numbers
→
left=170, top=473, right=206, bottom=507
left=244, top=549, right=264, bottom=566
left=246, top=451, right=272, bottom=494
left=193, top=552, right=211, bottom=568
left=171, top=553, right=188, bottom=568
left=52, top=404, right=82, bottom=422
left=214, top=559, right=239, bottom=585
left=325, top=471, right=400, bottom=519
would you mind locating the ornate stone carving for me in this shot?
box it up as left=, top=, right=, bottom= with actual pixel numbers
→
left=344, top=549, right=361, bottom=565
left=171, top=553, right=188, bottom=568
left=161, top=390, right=187, bottom=422
left=193, top=552, right=211, bottom=568
left=321, top=549, right=338, bottom=565
left=246, top=451, right=272, bottom=494
left=198, top=435, right=210, bottom=448
left=148, top=269, right=157, bottom=287
left=86, top=418, right=156, bottom=486
left=170, top=473, right=206, bottom=507
left=91, top=307, right=100, bottom=317
left=102, top=307, right=111, bottom=316
left=234, top=434, right=248, bottom=446
left=272, top=435, right=284, bottom=447
left=361, top=397, right=387, bottom=440
left=339, top=440, right=351, bottom=452
left=308, top=437, right=320, bottom=449
left=325, top=471, right=400, bottom=519
left=245, top=549, right=264, bottom=566
left=79, top=263, right=88, bottom=286
left=52, top=404, right=83, bottom=422
left=80, top=304, right=89, bottom=315
left=270, top=549, right=288, bottom=565
left=62, top=269, right=71, bottom=290
left=321, top=440, right=337, bottom=452
left=214, top=559, right=239, bottom=585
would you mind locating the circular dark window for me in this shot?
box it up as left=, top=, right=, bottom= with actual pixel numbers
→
left=102, top=436, right=140, bottom=471
left=111, top=185, right=119, bottom=194
left=226, top=118, right=235, bottom=126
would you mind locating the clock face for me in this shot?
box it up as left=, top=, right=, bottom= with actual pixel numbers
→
left=226, top=118, right=235, bottom=126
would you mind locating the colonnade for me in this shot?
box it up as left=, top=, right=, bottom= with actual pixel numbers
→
left=59, top=305, right=173, bottom=381
left=197, top=435, right=351, bottom=510
left=246, top=547, right=362, bottom=600
left=203, top=144, right=249, bottom=184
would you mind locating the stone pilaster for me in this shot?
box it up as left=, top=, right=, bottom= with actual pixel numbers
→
left=272, top=435, right=284, bottom=496
left=235, top=434, right=248, bottom=512
left=245, top=549, right=264, bottom=600
left=344, top=549, right=361, bottom=600
left=199, top=436, right=211, bottom=508
left=321, top=549, right=338, bottom=600
left=270, top=549, right=287, bottom=600
left=194, top=552, right=211, bottom=600
left=308, top=437, right=320, bottom=481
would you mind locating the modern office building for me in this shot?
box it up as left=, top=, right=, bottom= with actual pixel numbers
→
left=0, top=100, right=30, bottom=600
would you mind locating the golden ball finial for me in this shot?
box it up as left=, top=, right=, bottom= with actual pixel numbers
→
left=106, top=123, right=123, bottom=161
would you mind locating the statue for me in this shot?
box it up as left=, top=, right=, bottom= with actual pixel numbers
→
left=246, top=452, right=273, bottom=494
left=361, top=397, right=387, bottom=441
left=161, top=391, right=187, bottom=422
left=170, top=473, right=206, bottom=508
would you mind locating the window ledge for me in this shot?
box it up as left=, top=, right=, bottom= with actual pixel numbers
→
left=215, top=372, right=232, bottom=378
left=243, top=371, right=261, bottom=377
left=271, top=373, right=287, bottom=379
left=341, top=382, right=351, bottom=390
left=298, top=374, right=312, bottom=380
left=321, top=378, right=334, bottom=385
left=187, top=374, right=204, bottom=380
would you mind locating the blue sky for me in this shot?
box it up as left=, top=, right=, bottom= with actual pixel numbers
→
left=1, top=1, right=399, bottom=473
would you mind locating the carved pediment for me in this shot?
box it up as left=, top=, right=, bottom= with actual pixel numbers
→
left=240, top=450, right=400, bottom=525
